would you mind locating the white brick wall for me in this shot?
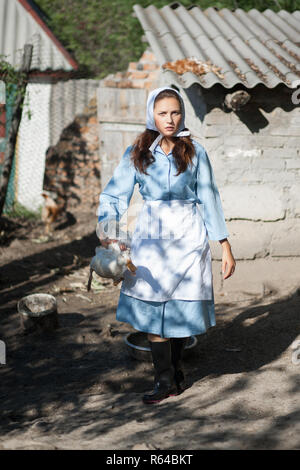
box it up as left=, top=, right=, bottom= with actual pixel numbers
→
left=97, top=80, right=300, bottom=259
left=181, top=85, right=300, bottom=259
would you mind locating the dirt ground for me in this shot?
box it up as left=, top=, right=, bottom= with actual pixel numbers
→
left=0, top=211, right=300, bottom=450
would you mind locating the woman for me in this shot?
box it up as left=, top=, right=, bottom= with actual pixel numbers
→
left=97, top=86, right=236, bottom=405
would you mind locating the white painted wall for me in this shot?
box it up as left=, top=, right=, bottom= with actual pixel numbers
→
left=0, top=81, right=5, bottom=155
left=15, top=79, right=99, bottom=212
left=97, top=82, right=300, bottom=261
left=17, top=83, right=51, bottom=212
left=179, top=84, right=300, bottom=260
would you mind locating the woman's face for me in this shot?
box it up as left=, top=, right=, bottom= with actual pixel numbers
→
left=153, top=97, right=182, bottom=138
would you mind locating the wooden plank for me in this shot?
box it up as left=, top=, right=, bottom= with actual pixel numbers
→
left=98, top=87, right=147, bottom=124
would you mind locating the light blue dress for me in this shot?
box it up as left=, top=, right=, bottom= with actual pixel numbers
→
left=97, top=139, right=229, bottom=338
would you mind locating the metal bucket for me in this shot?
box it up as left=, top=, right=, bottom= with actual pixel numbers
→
left=124, top=331, right=197, bottom=362
left=18, top=293, right=58, bottom=333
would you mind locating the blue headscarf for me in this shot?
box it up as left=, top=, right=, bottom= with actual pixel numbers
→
left=146, top=87, right=191, bottom=153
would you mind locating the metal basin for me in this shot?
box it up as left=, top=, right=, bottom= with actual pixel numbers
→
left=124, top=331, right=197, bottom=362
left=18, top=293, right=58, bottom=333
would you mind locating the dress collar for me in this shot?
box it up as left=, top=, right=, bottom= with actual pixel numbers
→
left=155, top=144, right=172, bottom=157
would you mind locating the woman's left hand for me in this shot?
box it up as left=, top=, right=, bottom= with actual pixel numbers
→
left=221, top=242, right=236, bottom=279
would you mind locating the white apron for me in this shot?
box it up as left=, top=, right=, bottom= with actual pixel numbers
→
left=121, top=200, right=213, bottom=302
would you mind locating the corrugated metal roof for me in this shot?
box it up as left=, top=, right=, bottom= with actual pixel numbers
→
left=0, top=0, right=78, bottom=72
left=133, top=3, right=300, bottom=89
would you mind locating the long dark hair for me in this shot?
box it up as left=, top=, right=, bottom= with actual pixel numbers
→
left=131, top=89, right=195, bottom=176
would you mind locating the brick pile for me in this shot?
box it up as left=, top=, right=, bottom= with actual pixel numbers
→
left=101, top=49, right=160, bottom=90
left=43, top=96, right=100, bottom=214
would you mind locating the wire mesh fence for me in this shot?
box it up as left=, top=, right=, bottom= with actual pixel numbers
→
left=0, top=81, right=19, bottom=215
left=0, top=76, right=99, bottom=221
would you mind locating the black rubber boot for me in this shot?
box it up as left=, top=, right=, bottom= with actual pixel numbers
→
left=143, top=340, right=178, bottom=405
left=170, top=337, right=188, bottom=393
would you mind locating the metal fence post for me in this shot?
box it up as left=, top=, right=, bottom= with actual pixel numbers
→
left=0, top=340, right=5, bottom=365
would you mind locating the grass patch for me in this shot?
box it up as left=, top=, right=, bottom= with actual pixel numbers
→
left=4, top=202, right=42, bottom=220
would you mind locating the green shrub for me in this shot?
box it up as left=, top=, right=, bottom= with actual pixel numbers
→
left=35, top=0, right=300, bottom=79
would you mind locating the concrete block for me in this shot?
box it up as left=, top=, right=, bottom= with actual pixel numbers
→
left=202, top=138, right=224, bottom=157
left=224, top=148, right=262, bottom=159
left=221, top=185, right=285, bottom=220
left=288, top=108, right=300, bottom=124
left=290, top=115, right=300, bottom=125
left=288, top=185, right=300, bottom=217
left=270, top=219, right=300, bottom=256
left=283, top=137, right=300, bottom=148
left=270, top=126, right=300, bottom=136
left=223, top=135, right=257, bottom=148
left=208, top=127, right=253, bottom=139
left=123, top=130, right=142, bottom=150
left=225, top=168, right=263, bottom=184
left=231, top=126, right=256, bottom=136
left=276, top=169, right=300, bottom=184
left=254, top=158, right=285, bottom=170
left=212, top=257, right=300, bottom=299
left=222, top=156, right=253, bottom=171
left=99, top=128, right=124, bottom=163
left=262, top=148, right=298, bottom=159
left=203, top=110, right=224, bottom=125
left=98, top=87, right=147, bottom=124
left=255, top=136, right=288, bottom=147
left=203, top=125, right=229, bottom=137
left=286, top=158, right=300, bottom=169
left=248, top=167, right=300, bottom=184
left=210, top=219, right=273, bottom=260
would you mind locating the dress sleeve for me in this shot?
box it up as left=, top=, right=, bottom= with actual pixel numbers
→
left=195, top=145, right=229, bottom=241
left=96, top=146, right=137, bottom=239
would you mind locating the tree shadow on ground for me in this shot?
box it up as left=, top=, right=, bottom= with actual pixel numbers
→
left=1, top=216, right=300, bottom=448
left=0, top=230, right=98, bottom=306
left=1, top=282, right=300, bottom=449
left=188, top=288, right=300, bottom=379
